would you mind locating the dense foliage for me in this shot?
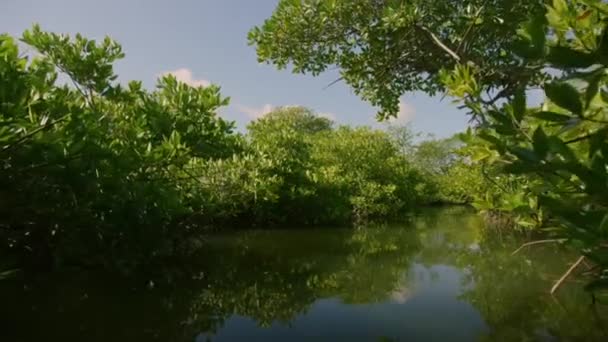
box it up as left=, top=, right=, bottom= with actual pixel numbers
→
left=193, top=106, right=442, bottom=225
left=249, top=0, right=546, bottom=119
left=446, top=0, right=608, bottom=295
left=0, top=26, right=240, bottom=272
left=253, top=0, right=608, bottom=294
left=0, top=26, right=465, bottom=273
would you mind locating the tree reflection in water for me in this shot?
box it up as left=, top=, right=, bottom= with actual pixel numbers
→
left=1, top=207, right=606, bottom=341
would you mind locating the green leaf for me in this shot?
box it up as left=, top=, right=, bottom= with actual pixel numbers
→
left=544, top=82, right=583, bottom=115
left=589, top=128, right=608, bottom=157
left=527, top=14, right=547, bottom=51
left=590, top=154, right=607, bottom=191
left=470, top=147, right=493, bottom=162
left=488, top=110, right=515, bottom=131
left=546, top=46, right=596, bottom=68
left=601, top=88, right=608, bottom=103
left=531, top=111, right=573, bottom=122
left=532, top=127, right=549, bottom=159
left=478, top=131, right=506, bottom=153
left=516, top=219, right=536, bottom=227
left=503, top=160, right=537, bottom=173
left=509, top=146, right=539, bottom=163
left=0, top=269, right=19, bottom=280
left=513, top=13, right=547, bottom=59
left=585, top=70, right=603, bottom=107
left=547, top=136, right=577, bottom=162
left=546, top=6, right=566, bottom=31
left=600, top=213, right=608, bottom=236
left=598, top=23, right=608, bottom=65
left=552, top=0, right=568, bottom=14
left=512, top=87, right=526, bottom=122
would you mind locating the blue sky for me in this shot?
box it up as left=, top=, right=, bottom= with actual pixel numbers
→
left=2, top=0, right=470, bottom=137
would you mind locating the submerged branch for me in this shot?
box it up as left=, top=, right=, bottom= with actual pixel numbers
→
left=551, top=256, right=586, bottom=295
left=511, top=239, right=564, bottom=255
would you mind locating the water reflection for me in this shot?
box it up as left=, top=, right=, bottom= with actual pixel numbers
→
left=1, top=207, right=606, bottom=341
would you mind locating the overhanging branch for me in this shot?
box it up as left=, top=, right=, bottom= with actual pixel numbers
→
left=417, top=25, right=461, bottom=62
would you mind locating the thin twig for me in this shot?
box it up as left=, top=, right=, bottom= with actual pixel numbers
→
left=551, top=256, right=585, bottom=295
left=582, top=258, right=594, bottom=270
left=323, top=77, right=344, bottom=90
left=480, top=85, right=513, bottom=106
left=1, top=115, right=69, bottom=153
left=511, top=239, right=564, bottom=255
left=55, top=64, right=96, bottom=110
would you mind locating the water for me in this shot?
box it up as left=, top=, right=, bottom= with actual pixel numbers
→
left=1, top=207, right=607, bottom=341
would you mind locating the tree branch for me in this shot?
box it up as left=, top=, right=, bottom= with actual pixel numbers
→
left=1, top=115, right=69, bottom=153
left=323, top=76, right=344, bottom=90
left=417, top=25, right=461, bottom=62
left=551, top=256, right=585, bottom=295
left=480, top=86, right=513, bottom=106
left=511, top=239, right=565, bottom=255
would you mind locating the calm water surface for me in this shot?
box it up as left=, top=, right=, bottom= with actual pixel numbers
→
left=2, top=207, right=607, bottom=341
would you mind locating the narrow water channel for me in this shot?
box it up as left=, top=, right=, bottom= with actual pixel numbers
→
left=2, top=207, right=606, bottom=341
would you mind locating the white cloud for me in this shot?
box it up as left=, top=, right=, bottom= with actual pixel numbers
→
left=367, top=101, right=416, bottom=130
left=387, top=101, right=416, bottom=125
left=160, top=68, right=210, bottom=87
left=236, top=103, right=275, bottom=119
left=318, top=112, right=336, bottom=120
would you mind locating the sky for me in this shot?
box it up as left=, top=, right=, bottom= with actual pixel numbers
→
left=1, top=0, right=471, bottom=137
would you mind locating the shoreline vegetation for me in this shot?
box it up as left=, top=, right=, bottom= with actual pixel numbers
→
left=0, top=26, right=489, bottom=275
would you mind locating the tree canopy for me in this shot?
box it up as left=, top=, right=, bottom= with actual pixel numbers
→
left=249, top=0, right=546, bottom=118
